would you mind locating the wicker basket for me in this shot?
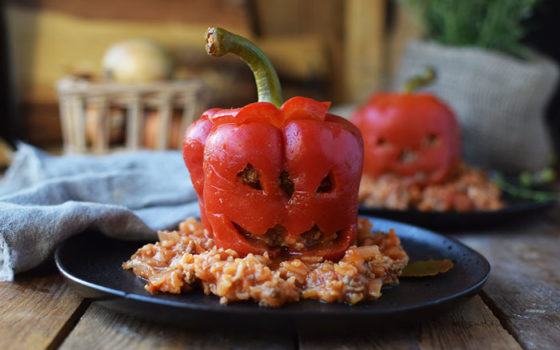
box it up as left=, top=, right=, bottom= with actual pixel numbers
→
left=56, top=77, right=209, bottom=154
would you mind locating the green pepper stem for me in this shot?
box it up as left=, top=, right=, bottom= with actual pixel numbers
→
left=206, top=27, right=283, bottom=108
left=403, top=66, right=436, bottom=94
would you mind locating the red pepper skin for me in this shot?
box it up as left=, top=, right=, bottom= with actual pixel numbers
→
left=183, top=116, right=213, bottom=230
left=184, top=97, right=363, bottom=260
left=351, top=93, right=460, bottom=185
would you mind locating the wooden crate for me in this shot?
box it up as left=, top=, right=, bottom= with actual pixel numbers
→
left=56, top=77, right=208, bottom=154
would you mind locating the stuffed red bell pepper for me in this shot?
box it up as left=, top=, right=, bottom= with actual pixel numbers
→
left=351, top=68, right=460, bottom=186
left=183, top=28, right=363, bottom=260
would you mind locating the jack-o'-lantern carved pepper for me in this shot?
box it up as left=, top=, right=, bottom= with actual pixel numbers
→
left=351, top=68, right=460, bottom=186
left=183, top=28, right=363, bottom=260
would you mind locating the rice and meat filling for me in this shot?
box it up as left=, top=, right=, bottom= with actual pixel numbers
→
left=123, top=217, right=408, bottom=307
left=359, top=162, right=504, bottom=212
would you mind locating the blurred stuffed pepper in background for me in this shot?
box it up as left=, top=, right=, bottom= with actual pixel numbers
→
left=352, top=68, right=503, bottom=212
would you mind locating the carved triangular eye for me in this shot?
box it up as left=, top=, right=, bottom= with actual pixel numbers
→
left=317, top=173, right=333, bottom=193
left=278, top=171, right=294, bottom=198
left=237, top=164, right=262, bottom=190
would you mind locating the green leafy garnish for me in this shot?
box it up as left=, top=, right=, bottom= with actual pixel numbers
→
left=492, top=169, right=559, bottom=202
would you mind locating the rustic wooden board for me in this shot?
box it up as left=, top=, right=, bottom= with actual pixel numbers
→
left=10, top=0, right=252, bottom=27
left=343, top=0, right=386, bottom=103
left=60, top=303, right=295, bottom=350
left=456, top=207, right=560, bottom=350
left=299, top=296, right=521, bottom=350
left=386, top=4, right=421, bottom=84
left=0, top=270, right=86, bottom=350
left=299, top=329, right=418, bottom=350
left=415, top=296, right=521, bottom=350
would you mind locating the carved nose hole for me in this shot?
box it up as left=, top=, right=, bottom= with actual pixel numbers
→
left=238, top=164, right=262, bottom=190
left=424, top=133, right=440, bottom=148
left=399, top=149, right=417, bottom=163
left=317, top=173, right=333, bottom=193
left=377, top=137, right=387, bottom=146
left=278, top=171, right=294, bottom=198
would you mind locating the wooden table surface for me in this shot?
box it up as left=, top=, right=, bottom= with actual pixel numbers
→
left=1, top=206, right=559, bottom=350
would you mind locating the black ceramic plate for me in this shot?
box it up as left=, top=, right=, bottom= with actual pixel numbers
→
left=55, top=217, right=489, bottom=333
left=359, top=196, right=556, bottom=231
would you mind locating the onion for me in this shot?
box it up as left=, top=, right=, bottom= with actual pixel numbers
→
left=102, top=39, right=172, bottom=83
left=143, top=110, right=182, bottom=149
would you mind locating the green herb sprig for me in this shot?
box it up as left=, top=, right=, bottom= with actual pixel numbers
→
left=492, top=168, right=559, bottom=202
left=402, top=0, right=540, bottom=58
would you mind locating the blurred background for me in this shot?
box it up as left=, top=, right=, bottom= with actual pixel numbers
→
left=1, top=0, right=559, bottom=170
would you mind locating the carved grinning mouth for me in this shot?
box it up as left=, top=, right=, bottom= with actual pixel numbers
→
left=232, top=222, right=339, bottom=251
left=232, top=164, right=340, bottom=251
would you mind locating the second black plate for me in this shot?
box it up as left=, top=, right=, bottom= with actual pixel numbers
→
left=55, top=216, right=490, bottom=333
left=359, top=197, right=555, bottom=231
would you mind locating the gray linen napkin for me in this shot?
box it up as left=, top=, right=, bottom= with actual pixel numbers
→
left=0, top=143, right=199, bottom=281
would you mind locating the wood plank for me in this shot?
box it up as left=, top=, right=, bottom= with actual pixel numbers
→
left=60, top=303, right=295, bottom=350
left=343, top=0, right=386, bottom=103
left=254, top=0, right=303, bottom=37
left=455, top=207, right=560, bottom=350
left=7, top=4, right=325, bottom=105
left=386, top=4, right=421, bottom=87
left=5, top=5, right=241, bottom=103
left=253, top=0, right=343, bottom=39
left=299, top=296, right=521, bottom=350
left=254, top=0, right=344, bottom=102
left=9, top=0, right=251, bottom=29
left=299, top=328, right=418, bottom=350
left=415, top=296, right=521, bottom=350
left=0, top=269, right=86, bottom=350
